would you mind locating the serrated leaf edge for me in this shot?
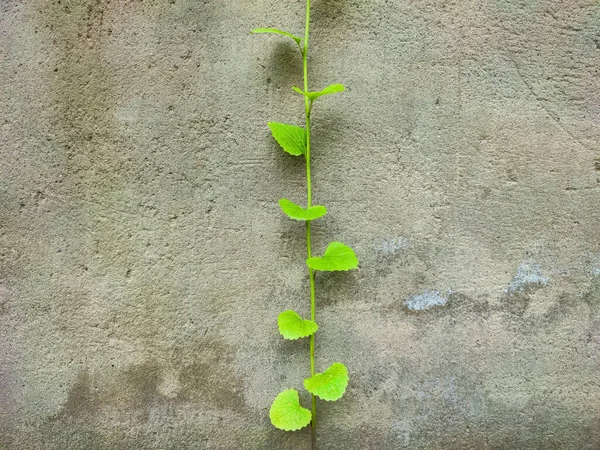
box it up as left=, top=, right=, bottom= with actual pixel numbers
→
left=303, top=362, right=349, bottom=402
left=277, top=310, right=318, bottom=340
left=267, top=122, right=306, bottom=156
left=269, top=389, right=312, bottom=431
left=305, top=241, right=359, bottom=272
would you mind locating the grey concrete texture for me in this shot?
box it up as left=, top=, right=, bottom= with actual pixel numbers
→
left=1, top=0, right=599, bottom=448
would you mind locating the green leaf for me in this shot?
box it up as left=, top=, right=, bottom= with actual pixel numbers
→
left=279, top=198, right=327, bottom=221
left=304, top=362, right=349, bottom=401
left=277, top=310, right=318, bottom=340
left=292, top=84, right=345, bottom=102
left=251, top=28, right=302, bottom=45
left=306, top=242, right=358, bottom=271
left=269, top=389, right=312, bottom=431
left=267, top=122, right=306, bottom=156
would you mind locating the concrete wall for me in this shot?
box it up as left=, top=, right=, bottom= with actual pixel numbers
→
left=1, top=0, right=599, bottom=448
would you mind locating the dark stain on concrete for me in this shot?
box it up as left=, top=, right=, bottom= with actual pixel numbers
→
left=358, top=358, right=412, bottom=401
left=581, top=278, right=600, bottom=311
left=311, top=0, right=355, bottom=34
left=53, top=370, right=98, bottom=420
left=176, top=338, right=247, bottom=414
left=537, top=278, right=600, bottom=329
left=542, top=292, right=582, bottom=325
left=447, top=292, right=492, bottom=319
left=499, top=290, right=532, bottom=318
left=52, top=362, right=163, bottom=424
left=259, top=425, right=312, bottom=450
left=320, top=424, right=402, bottom=449
left=37, top=420, right=153, bottom=450
left=380, top=380, right=600, bottom=450
left=118, top=360, right=164, bottom=422
left=53, top=337, right=247, bottom=428
left=34, top=0, right=129, bottom=205
left=44, top=0, right=114, bottom=136
left=314, top=269, right=361, bottom=308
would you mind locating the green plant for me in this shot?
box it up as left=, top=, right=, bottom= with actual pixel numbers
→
left=252, top=1, right=359, bottom=447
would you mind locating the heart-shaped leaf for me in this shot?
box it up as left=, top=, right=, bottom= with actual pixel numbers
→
left=278, top=310, right=318, bottom=340
left=251, top=28, right=302, bottom=45
left=306, top=242, right=358, bottom=272
left=292, top=84, right=345, bottom=102
left=268, top=122, right=306, bottom=156
left=269, top=389, right=312, bottom=431
left=304, top=362, right=349, bottom=401
left=279, top=198, right=327, bottom=221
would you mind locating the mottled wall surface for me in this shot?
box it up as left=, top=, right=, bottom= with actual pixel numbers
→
left=1, top=0, right=599, bottom=449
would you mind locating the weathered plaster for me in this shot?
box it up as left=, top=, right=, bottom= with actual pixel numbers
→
left=1, top=0, right=599, bottom=449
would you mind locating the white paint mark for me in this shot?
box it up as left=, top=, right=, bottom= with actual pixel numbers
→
left=505, top=262, right=549, bottom=293
left=404, top=290, right=448, bottom=311
left=375, top=236, right=411, bottom=255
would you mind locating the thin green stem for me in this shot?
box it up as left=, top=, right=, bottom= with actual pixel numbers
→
left=302, top=0, right=317, bottom=449
left=303, top=4, right=311, bottom=207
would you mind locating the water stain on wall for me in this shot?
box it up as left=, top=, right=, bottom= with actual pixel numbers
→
left=54, top=370, right=99, bottom=420
left=39, top=0, right=120, bottom=188
left=52, top=337, right=247, bottom=426
left=175, top=338, right=247, bottom=413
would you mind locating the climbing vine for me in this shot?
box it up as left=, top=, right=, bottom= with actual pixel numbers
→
left=252, top=0, right=359, bottom=447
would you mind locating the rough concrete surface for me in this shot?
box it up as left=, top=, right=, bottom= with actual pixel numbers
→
left=1, top=0, right=599, bottom=448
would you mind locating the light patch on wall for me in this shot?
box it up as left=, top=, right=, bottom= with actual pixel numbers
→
left=505, top=262, right=549, bottom=293
left=114, top=102, right=140, bottom=123
left=374, top=236, right=411, bottom=255
left=415, top=377, right=460, bottom=403
left=586, top=252, right=600, bottom=276
left=404, top=290, right=448, bottom=311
